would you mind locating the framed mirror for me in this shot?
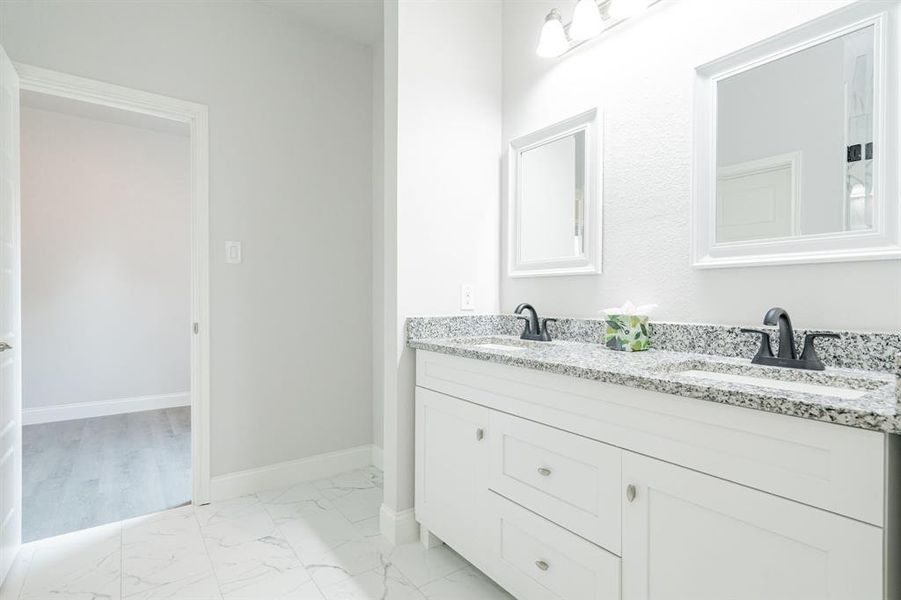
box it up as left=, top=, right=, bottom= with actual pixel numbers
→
left=508, top=108, right=600, bottom=277
left=692, top=1, right=901, bottom=268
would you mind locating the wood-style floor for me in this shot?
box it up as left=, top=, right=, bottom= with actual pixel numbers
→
left=22, top=406, right=191, bottom=542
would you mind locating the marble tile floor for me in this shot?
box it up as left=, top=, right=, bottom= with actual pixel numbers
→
left=2, top=466, right=515, bottom=600
left=23, top=407, right=192, bottom=542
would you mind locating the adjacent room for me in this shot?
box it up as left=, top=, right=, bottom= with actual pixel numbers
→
left=20, top=93, right=192, bottom=542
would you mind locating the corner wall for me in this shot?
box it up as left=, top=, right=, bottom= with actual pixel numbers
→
left=380, top=0, right=503, bottom=541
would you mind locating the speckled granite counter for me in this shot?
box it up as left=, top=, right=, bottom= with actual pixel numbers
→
left=408, top=334, right=900, bottom=434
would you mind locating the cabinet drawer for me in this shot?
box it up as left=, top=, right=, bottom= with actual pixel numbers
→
left=487, top=492, right=620, bottom=600
left=489, top=411, right=621, bottom=552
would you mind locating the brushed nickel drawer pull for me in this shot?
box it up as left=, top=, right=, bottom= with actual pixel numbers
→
left=626, top=484, right=637, bottom=502
left=535, top=560, right=549, bottom=571
left=537, top=466, right=552, bottom=477
left=476, top=428, right=484, bottom=441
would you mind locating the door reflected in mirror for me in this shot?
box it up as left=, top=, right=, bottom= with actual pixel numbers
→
left=715, top=26, right=874, bottom=244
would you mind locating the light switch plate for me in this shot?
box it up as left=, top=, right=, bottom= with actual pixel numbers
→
left=225, top=241, right=242, bottom=264
left=461, top=284, right=475, bottom=311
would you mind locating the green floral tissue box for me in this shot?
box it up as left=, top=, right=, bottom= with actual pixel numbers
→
left=604, top=315, right=651, bottom=352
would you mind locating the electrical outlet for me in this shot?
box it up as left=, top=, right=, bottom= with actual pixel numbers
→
left=461, top=284, right=475, bottom=311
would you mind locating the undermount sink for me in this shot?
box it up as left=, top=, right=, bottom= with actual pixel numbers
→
left=469, top=337, right=538, bottom=352
left=475, top=343, right=526, bottom=352
left=655, top=360, right=883, bottom=400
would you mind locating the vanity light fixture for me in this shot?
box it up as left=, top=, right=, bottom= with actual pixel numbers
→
left=537, top=0, right=659, bottom=58
left=569, top=0, right=604, bottom=41
left=537, top=9, right=570, bottom=58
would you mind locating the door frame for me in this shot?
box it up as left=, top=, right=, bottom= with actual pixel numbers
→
left=16, top=64, right=212, bottom=504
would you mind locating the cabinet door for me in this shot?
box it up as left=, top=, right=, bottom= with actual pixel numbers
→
left=622, top=452, right=882, bottom=600
left=415, top=387, right=490, bottom=563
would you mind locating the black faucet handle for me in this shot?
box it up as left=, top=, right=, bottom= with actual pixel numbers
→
left=539, top=318, right=557, bottom=341
left=516, top=314, right=534, bottom=335
left=740, top=328, right=774, bottom=360
left=799, top=332, right=840, bottom=369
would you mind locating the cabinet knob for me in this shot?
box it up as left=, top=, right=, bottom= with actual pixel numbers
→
left=626, top=484, right=637, bottom=502
left=537, top=466, right=552, bottom=477
left=535, top=560, right=549, bottom=571
left=475, top=428, right=484, bottom=441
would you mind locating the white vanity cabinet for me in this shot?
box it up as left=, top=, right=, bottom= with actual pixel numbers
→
left=621, top=452, right=882, bottom=600
left=414, top=387, right=491, bottom=565
left=413, top=350, right=894, bottom=600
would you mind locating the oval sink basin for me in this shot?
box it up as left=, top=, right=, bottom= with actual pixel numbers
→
left=649, top=358, right=887, bottom=400
left=677, top=369, right=868, bottom=400
left=475, top=343, right=527, bottom=352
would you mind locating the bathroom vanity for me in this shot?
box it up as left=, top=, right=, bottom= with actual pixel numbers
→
left=409, top=329, right=900, bottom=600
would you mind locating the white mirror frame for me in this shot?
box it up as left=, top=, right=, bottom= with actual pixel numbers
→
left=508, top=108, right=601, bottom=278
left=692, top=1, right=901, bottom=269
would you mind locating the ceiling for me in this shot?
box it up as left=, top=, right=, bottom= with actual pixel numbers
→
left=256, top=0, right=383, bottom=45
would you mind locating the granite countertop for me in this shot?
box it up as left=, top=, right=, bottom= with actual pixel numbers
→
left=408, top=335, right=900, bottom=433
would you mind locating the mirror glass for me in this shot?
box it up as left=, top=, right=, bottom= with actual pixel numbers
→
left=715, top=26, right=874, bottom=243
left=518, top=131, right=586, bottom=262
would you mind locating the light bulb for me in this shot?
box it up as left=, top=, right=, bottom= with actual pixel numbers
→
left=536, top=9, right=570, bottom=58
left=610, top=0, right=648, bottom=20
left=570, top=0, right=603, bottom=41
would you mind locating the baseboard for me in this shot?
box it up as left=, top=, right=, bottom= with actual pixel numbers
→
left=210, top=444, right=375, bottom=502
left=379, top=503, right=419, bottom=545
left=371, top=445, right=383, bottom=470
left=23, top=391, right=191, bottom=425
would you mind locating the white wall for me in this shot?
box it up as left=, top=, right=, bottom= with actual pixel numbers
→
left=501, top=0, right=901, bottom=332
left=21, top=106, right=190, bottom=411
left=381, top=0, right=502, bottom=538
left=1, top=1, right=374, bottom=476
left=372, top=40, right=385, bottom=456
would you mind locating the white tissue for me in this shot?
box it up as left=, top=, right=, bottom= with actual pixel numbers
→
left=601, top=301, right=657, bottom=317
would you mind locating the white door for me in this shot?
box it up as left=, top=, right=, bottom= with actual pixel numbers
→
left=0, top=44, right=21, bottom=585
left=414, top=387, right=490, bottom=565
left=621, top=452, right=882, bottom=600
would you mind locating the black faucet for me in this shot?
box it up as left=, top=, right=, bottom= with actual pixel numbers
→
left=741, top=307, right=839, bottom=371
left=514, top=303, right=556, bottom=342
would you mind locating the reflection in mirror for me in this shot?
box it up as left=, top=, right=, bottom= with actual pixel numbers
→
left=715, top=26, right=874, bottom=243
left=508, top=108, right=599, bottom=277
left=519, top=131, right=585, bottom=262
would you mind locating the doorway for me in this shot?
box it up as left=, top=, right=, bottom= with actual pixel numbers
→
left=10, top=63, right=211, bottom=545
left=21, top=91, right=191, bottom=540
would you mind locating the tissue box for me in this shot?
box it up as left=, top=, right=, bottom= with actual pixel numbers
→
left=604, top=315, right=651, bottom=352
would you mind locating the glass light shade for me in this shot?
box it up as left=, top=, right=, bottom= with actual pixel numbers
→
left=536, top=10, right=570, bottom=57
left=610, top=0, right=647, bottom=20
left=570, top=0, right=603, bottom=41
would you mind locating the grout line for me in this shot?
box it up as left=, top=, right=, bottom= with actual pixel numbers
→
left=191, top=505, right=226, bottom=600
left=119, top=522, right=125, bottom=600
left=259, top=490, right=332, bottom=599
left=14, top=544, right=36, bottom=600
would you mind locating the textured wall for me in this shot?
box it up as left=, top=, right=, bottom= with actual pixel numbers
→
left=501, top=0, right=899, bottom=332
